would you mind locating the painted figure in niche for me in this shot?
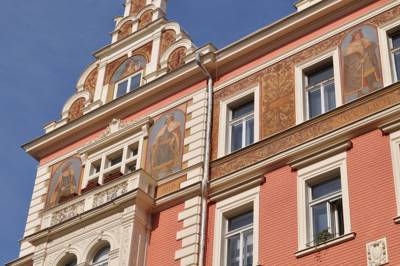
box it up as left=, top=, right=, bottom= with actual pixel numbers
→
left=147, top=110, right=185, bottom=179
left=47, top=157, right=82, bottom=208
left=341, top=24, right=382, bottom=103
left=111, top=55, right=146, bottom=84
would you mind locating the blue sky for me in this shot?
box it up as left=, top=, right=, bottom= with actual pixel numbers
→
left=0, top=0, right=295, bottom=263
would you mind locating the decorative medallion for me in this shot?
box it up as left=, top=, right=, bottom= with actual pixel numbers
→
left=366, top=238, right=389, bottom=266
left=68, top=97, right=86, bottom=121
left=167, top=47, right=187, bottom=72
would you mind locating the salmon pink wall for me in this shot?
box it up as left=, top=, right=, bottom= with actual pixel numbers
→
left=147, top=203, right=184, bottom=266
left=205, top=129, right=400, bottom=264
left=257, top=130, right=400, bottom=265
left=215, top=0, right=391, bottom=87
left=39, top=80, right=206, bottom=166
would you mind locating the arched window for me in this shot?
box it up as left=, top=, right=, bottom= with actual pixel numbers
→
left=91, top=244, right=110, bottom=266
left=57, top=254, right=77, bottom=266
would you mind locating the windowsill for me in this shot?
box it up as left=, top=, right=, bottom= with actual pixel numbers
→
left=295, top=232, right=356, bottom=258
left=394, top=216, right=400, bottom=224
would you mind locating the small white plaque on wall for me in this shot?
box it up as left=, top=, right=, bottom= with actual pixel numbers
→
left=366, top=238, right=389, bottom=266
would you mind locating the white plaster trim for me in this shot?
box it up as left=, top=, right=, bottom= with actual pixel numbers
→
left=390, top=130, right=400, bottom=216
left=214, top=1, right=400, bottom=93
left=61, top=91, right=91, bottom=119
left=76, top=62, right=98, bottom=91
left=212, top=187, right=260, bottom=266
left=297, top=152, right=351, bottom=250
left=159, top=39, right=194, bottom=67
left=218, top=85, right=260, bottom=158
left=294, top=48, right=342, bottom=124
left=378, top=16, right=400, bottom=87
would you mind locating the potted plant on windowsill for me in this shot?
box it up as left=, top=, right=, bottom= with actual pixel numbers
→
left=314, top=229, right=334, bottom=246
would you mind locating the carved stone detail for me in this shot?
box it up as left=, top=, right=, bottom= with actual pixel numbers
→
left=104, top=56, right=128, bottom=86
left=51, top=201, right=84, bottom=226
left=93, top=182, right=128, bottom=208
left=366, top=238, right=389, bottom=266
left=84, top=68, right=98, bottom=100
left=167, top=47, right=187, bottom=72
left=68, top=97, right=86, bottom=121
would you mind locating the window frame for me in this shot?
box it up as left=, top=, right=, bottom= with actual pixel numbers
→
left=82, top=133, right=142, bottom=188
left=390, top=130, right=400, bottom=217
left=378, top=18, right=400, bottom=87
left=295, top=48, right=342, bottom=124
left=113, top=71, right=143, bottom=99
left=227, top=100, right=255, bottom=154
left=213, top=187, right=260, bottom=266
left=297, top=152, right=351, bottom=251
left=218, top=86, right=260, bottom=158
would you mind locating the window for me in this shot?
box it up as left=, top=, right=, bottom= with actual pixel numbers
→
left=307, top=175, right=344, bottom=246
left=305, top=62, right=336, bottom=119
left=114, top=72, right=142, bottom=99
left=225, top=211, right=254, bottom=266
left=91, top=245, right=110, bottom=266
left=84, top=140, right=141, bottom=187
left=295, top=49, right=341, bottom=124
left=229, top=100, right=255, bottom=153
left=218, top=86, right=260, bottom=157
left=390, top=130, right=400, bottom=217
left=213, top=187, right=259, bottom=266
left=389, top=30, right=400, bottom=82
left=297, top=152, right=351, bottom=252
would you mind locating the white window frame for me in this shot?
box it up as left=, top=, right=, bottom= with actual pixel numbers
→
left=113, top=71, right=143, bottom=99
left=82, top=133, right=143, bottom=187
left=297, top=152, right=351, bottom=251
left=378, top=18, right=400, bottom=87
left=390, top=130, right=400, bottom=217
left=213, top=187, right=260, bottom=266
left=218, top=86, right=260, bottom=158
left=295, top=48, right=342, bottom=124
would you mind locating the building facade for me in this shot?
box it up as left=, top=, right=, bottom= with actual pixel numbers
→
left=8, top=0, right=400, bottom=265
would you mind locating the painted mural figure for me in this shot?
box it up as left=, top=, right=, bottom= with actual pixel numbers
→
left=147, top=110, right=185, bottom=179
left=47, top=157, right=82, bottom=208
left=341, top=25, right=382, bottom=103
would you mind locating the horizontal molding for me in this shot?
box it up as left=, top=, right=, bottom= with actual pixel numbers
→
left=295, top=232, right=356, bottom=258
left=288, top=140, right=352, bottom=171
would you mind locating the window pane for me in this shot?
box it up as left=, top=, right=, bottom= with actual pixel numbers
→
left=129, top=74, right=141, bottom=91
left=394, top=51, right=400, bottom=81
left=330, top=198, right=344, bottom=237
left=392, top=32, right=400, bottom=49
left=311, top=177, right=341, bottom=199
left=92, top=245, right=110, bottom=265
left=324, top=81, right=336, bottom=112
left=116, top=80, right=128, bottom=98
left=245, top=117, right=254, bottom=146
left=232, top=102, right=254, bottom=120
left=243, top=230, right=253, bottom=266
left=228, top=211, right=253, bottom=232
left=231, top=123, right=243, bottom=152
left=308, top=88, right=322, bottom=118
left=307, top=65, right=334, bottom=86
left=227, top=235, right=240, bottom=266
left=312, top=203, right=328, bottom=240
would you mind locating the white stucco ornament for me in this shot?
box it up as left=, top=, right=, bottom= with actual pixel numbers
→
left=366, top=238, right=388, bottom=266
